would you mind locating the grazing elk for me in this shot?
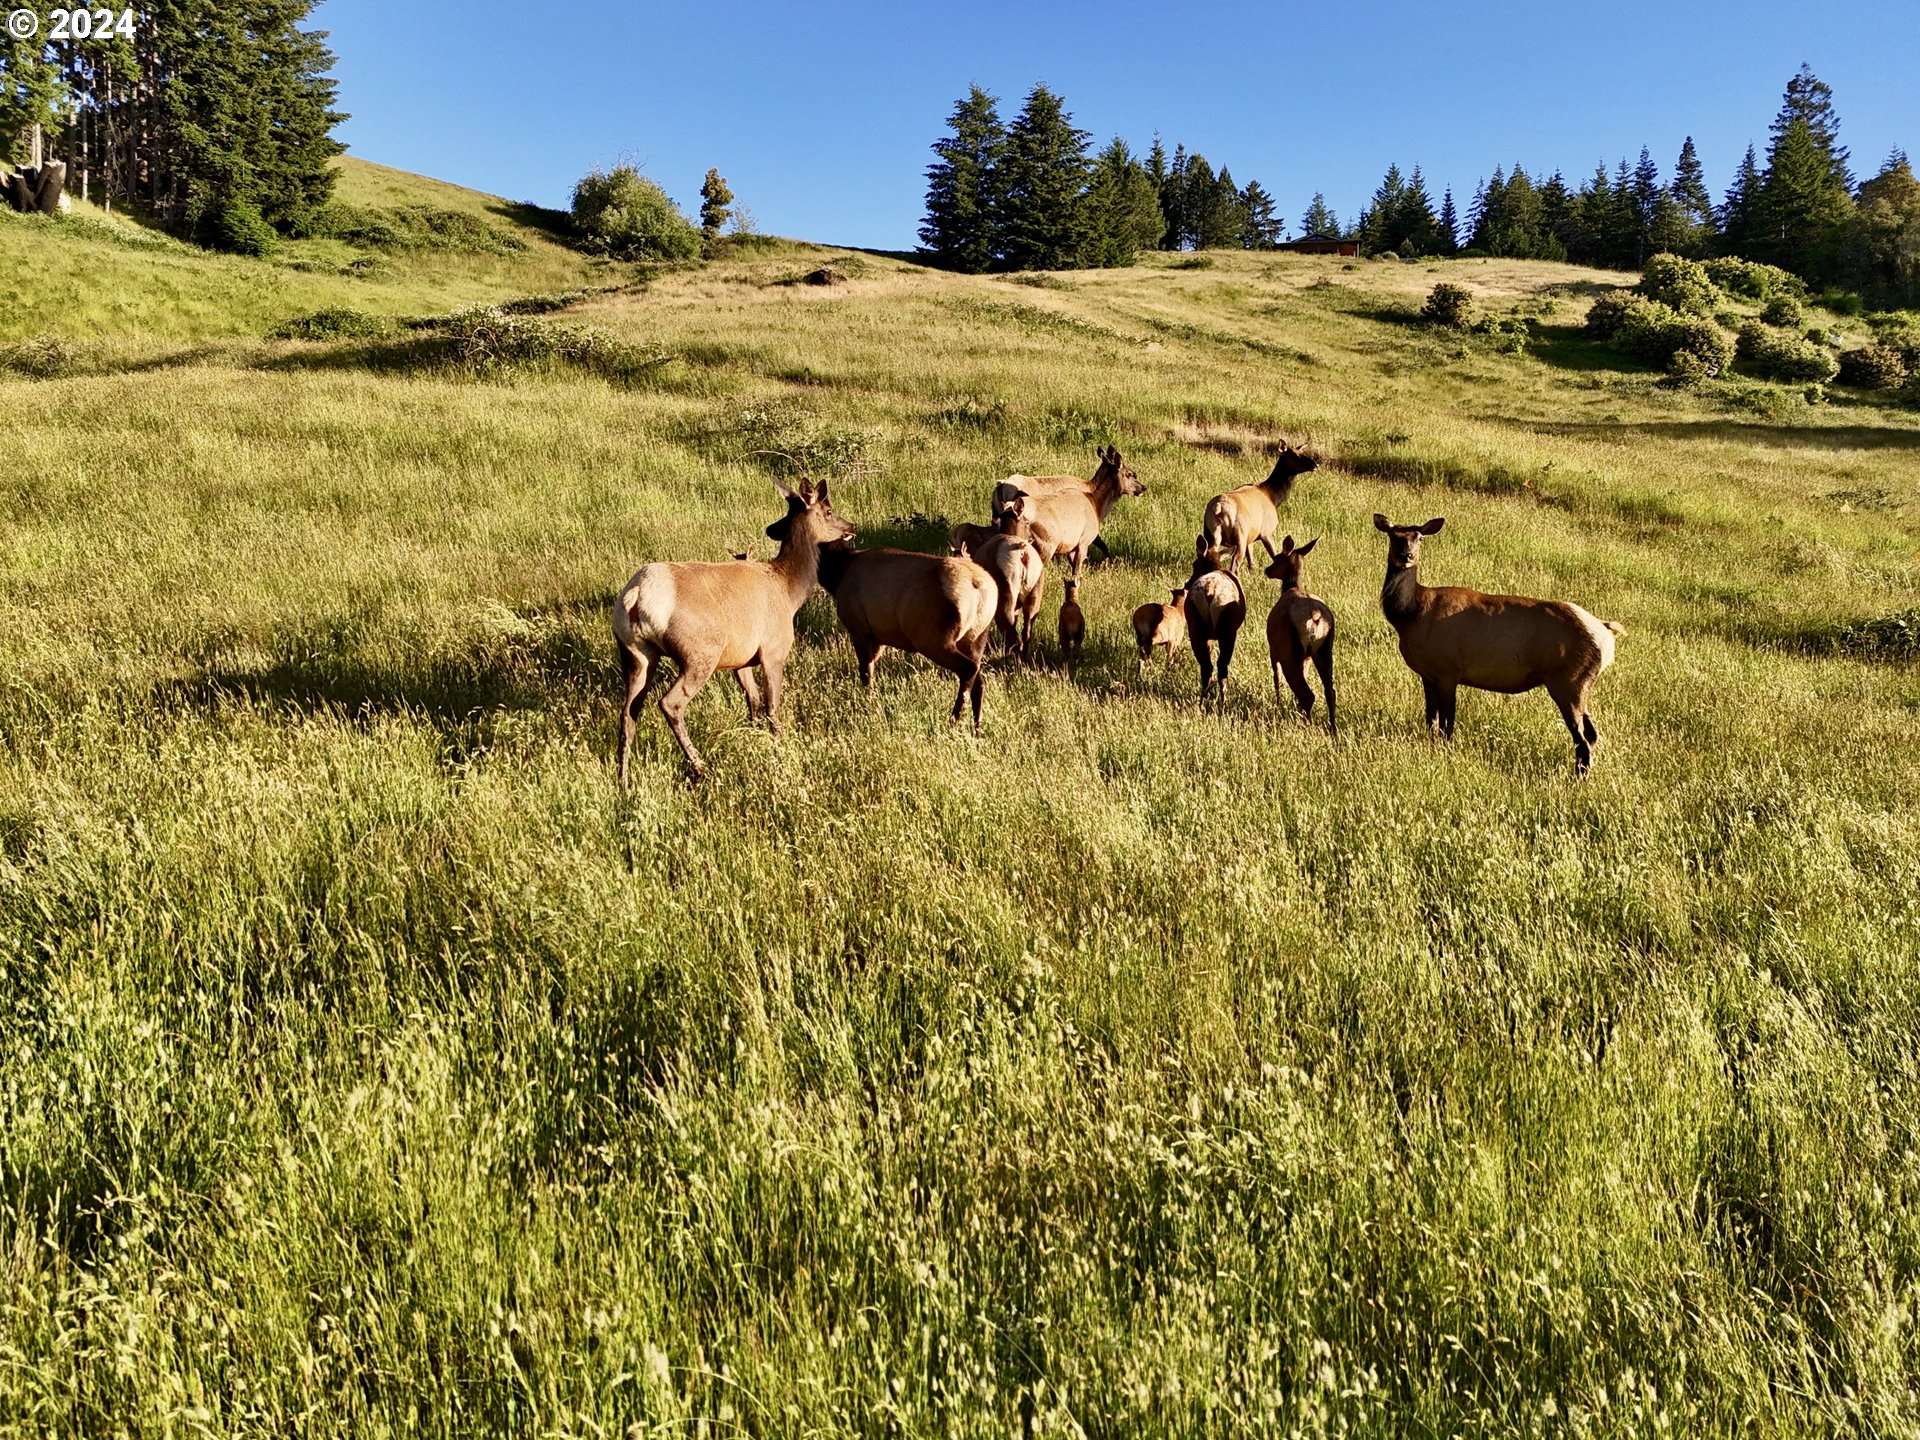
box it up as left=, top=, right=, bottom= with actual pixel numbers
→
left=818, top=538, right=998, bottom=731
left=1200, top=442, right=1319, bottom=575
left=1374, top=514, right=1624, bottom=775
left=989, top=446, right=1145, bottom=576
left=614, top=479, right=854, bottom=783
left=960, top=492, right=1046, bottom=661
left=1262, top=535, right=1337, bottom=736
left=1131, top=587, right=1188, bottom=673
left=1057, top=578, right=1085, bottom=673
left=1186, top=537, right=1247, bottom=706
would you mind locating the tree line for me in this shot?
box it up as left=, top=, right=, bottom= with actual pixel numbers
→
left=919, top=84, right=1287, bottom=273
left=1, top=1, right=343, bottom=252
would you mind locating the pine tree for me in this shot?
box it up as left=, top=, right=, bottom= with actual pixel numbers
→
left=1671, top=136, right=1713, bottom=245
left=1537, top=171, right=1573, bottom=260
left=1435, top=189, right=1459, bottom=254
left=1361, top=163, right=1405, bottom=253
left=1144, top=135, right=1170, bottom=245
left=0, top=22, right=66, bottom=166
left=1772, top=63, right=1850, bottom=189
left=919, top=85, right=1007, bottom=273
left=995, top=84, right=1091, bottom=271
left=1396, top=165, right=1438, bottom=254
left=1853, top=150, right=1920, bottom=306
left=1162, top=143, right=1190, bottom=249
left=699, top=169, right=734, bottom=254
left=1630, top=146, right=1662, bottom=265
left=1299, top=192, right=1339, bottom=238
left=1465, top=178, right=1488, bottom=247
left=1239, top=178, right=1281, bottom=248
left=1468, top=167, right=1504, bottom=251
left=1718, top=143, right=1762, bottom=257
left=1083, top=137, right=1163, bottom=267
left=1758, top=115, right=1854, bottom=281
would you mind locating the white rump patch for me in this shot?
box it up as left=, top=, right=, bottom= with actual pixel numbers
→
left=620, top=565, right=676, bottom=645
left=1567, top=603, right=1618, bottom=671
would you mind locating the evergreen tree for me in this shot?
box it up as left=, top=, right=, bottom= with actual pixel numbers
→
left=1435, top=188, right=1459, bottom=255
left=1671, top=136, right=1713, bottom=245
left=1468, top=167, right=1504, bottom=251
left=1772, top=63, right=1850, bottom=189
left=699, top=169, right=734, bottom=253
left=1397, top=165, right=1439, bottom=254
left=1361, top=162, right=1406, bottom=253
left=1607, top=159, right=1637, bottom=266
left=1853, top=150, right=1920, bottom=306
left=1239, top=178, right=1281, bottom=248
left=1161, top=143, right=1190, bottom=248
left=919, top=85, right=1007, bottom=273
left=1758, top=114, right=1854, bottom=280
left=1630, top=146, right=1662, bottom=264
left=1083, top=137, right=1164, bottom=267
left=1144, top=135, right=1170, bottom=245
left=1718, top=143, right=1763, bottom=257
left=1537, top=171, right=1574, bottom=260
left=995, top=84, right=1091, bottom=270
left=0, top=22, right=67, bottom=166
left=1465, top=178, right=1488, bottom=246
left=1183, top=158, right=1245, bottom=249
left=1300, top=192, right=1339, bottom=238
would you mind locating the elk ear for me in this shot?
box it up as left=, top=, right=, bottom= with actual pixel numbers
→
left=1373, top=513, right=1392, bottom=532
left=1295, top=537, right=1317, bottom=556
left=1281, top=534, right=1295, bottom=553
left=1420, top=517, right=1446, bottom=534
left=816, top=478, right=831, bottom=508
left=1194, top=534, right=1207, bottom=557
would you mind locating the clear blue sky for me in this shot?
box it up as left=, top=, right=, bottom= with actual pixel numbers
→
left=318, top=0, right=1919, bottom=249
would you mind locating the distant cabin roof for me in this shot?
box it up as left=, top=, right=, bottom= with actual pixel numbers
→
left=1295, top=232, right=1345, bottom=243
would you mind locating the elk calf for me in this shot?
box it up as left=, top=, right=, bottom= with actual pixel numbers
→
left=1374, top=514, right=1623, bottom=775
left=1057, top=578, right=1085, bottom=672
left=1186, top=538, right=1246, bottom=706
left=819, top=540, right=997, bottom=731
left=1200, top=443, right=1318, bottom=575
left=962, top=492, right=1046, bottom=662
left=1131, top=587, right=1187, bottom=672
left=613, top=480, right=854, bottom=783
left=1262, top=535, right=1337, bottom=736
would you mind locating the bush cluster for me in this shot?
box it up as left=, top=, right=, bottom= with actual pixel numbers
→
left=570, top=165, right=700, bottom=261
left=1421, top=282, right=1474, bottom=328
left=201, top=196, right=276, bottom=257
left=1836, top=345, right=1909, bottom=390
left=1596, top=296, right=1732, bottom=375
left=1638, top=254, right=1716, bottom=316
left=429, top=306, right=668, bottom=385
left=270, top=307, right=392, bottom=341
left=1583, top=293, right=1636, bottom=339
left=1761, top=294, right=1805, bottom=328
left=1702, top=256, right=1806, bottom=303
left=1736, top=321, right=1840, bottom=382
left=1834, top=608, right=1920, bottom=662
left=318, top=203, right=526, bottom=257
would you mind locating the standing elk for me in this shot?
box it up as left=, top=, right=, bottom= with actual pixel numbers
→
left=989, top=446, right=1145, bottom=577
left=960, top=491, right=1046, bottom=662
left=1186, top=538, right=1246, bottom=706
left=1131, top=587, right=1188, bottom=673
left=1262, top=535, right=1337, bottom=736
left=818, top=538, right=998, bottom=731
left=1374, top=514, right=1623, bottom=775
left=1057, top=578, right=1085, bottom=673
left=614, top=479, right=854, bottom=783
left=1200, top=443, right=1318, bottom=575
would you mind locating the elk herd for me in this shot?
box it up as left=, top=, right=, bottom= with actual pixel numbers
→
left=613, top=442, right=1625, bottom=784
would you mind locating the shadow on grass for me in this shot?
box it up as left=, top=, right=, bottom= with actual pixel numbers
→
left=1535, top=419, right=1920, bottom=451
left=483, top=198, right=576, bottom=243
left=1526, top=323, right=1637, bottom=375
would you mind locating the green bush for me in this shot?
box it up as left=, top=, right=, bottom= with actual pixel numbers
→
left=1421, top=282, right=1474, bottom=328
left=1662, top=349, right=1710, bottom=387
left=1867, top=316, right=1920, bottom=368
left=1816, top=289, right=1865, bottom=317
left=1761, top=295, right=1805, bottom=328
left=1836, top=345, right=1909, bottom=390
left=1803, top=327, right=1830, bottom=347
left=1703, top=256, right=1806, bottom=302
left=1611, top=298, right=1731, bottom=374
left=317, top=203, right=526, bottom=256
left=1584, top=293, right=1637, bottom=338
left=202, top=197, right=276, bottom=257
left=1736, top=321, right=1840, bottom=382
left=1834, top=608, right=1920, bottom=661
left=570, top=165, right=700, bottom=261
left=270, top=308, right=392, bottom=341
left=1639, top=253, right=1716, bottom=315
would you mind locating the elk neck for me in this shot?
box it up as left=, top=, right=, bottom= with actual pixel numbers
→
left=1381, top=558, right=1423, bottom=629
left=771, top=524, right=825, bottom=609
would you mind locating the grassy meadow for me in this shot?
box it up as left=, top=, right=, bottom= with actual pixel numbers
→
left=2, top=158, right=1919, bottom=1436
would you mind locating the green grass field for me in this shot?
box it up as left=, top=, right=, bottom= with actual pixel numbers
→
left=2, top=157, right=1918, bottom=1436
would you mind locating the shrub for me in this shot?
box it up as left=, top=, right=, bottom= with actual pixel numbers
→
left=1639, top=253, right=1716, bottom=315
left=499, top=291, right=590, bottom=316
left=1736, top=321, right=1840, bottom=382
left=1760, top=295, right=1804, bottom=328
left=1836, top=345, right=1909, bottom=390
left=271, top=307, right=391, bottom=341
left=1662, top=349, right=1710, bottom=387
left=1834, top=609, right=1920, bottom=662
left=1803, top=327, right=1830, bottom=347
left=428, top=306, right=668, bottom=384
left=1703, top=256, right=1806, bottom=302
left=1471, top=314, right=1531, bottom=353
left=570, top=165, right=700, bottom=261
left=1421, top=282, right=1474, bottom=328
left=202, top=197, right=276, bottom=257
left=1585, top=293, right=1637, bottom=338
left=1868, top=316, right=1920, bottom=368
left=1816, top=289, right=1864, bottom=317
left=1610, top=298, right=1732, bottom=375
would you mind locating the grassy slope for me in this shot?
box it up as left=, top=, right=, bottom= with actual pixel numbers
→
left=2, top=161, right=1920, bottom=1435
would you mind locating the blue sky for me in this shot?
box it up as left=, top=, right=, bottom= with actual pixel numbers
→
left=318, top=0, right=1919, bottom=249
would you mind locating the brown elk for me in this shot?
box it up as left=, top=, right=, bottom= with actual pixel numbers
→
left=1131, top=587, right=1188, bottom=672
left=1057, top=578, right=1085, bottom=673
left=614, top=479, right=854, bottom=783
left=1186, top=538, right=1247, bottom=705
left=1374, top=514, right=1623, bottom=775
left=818, top=538, right=998, bottom=731
left=956, top=492, right=1046, bottom=661
left=1262, top=535, right=1337, bottom=736
left=989, top=446, right=1145, bottom=576
left=1200, top=443, right=1318, bottom=575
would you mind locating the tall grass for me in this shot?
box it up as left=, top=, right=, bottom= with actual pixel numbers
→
left=2, top=192, right=1918, bottom=1435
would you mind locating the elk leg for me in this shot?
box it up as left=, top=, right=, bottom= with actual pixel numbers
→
left=851, top=632, right=880, bottom=688
left=1438, top=686, right=1457, bottom=739
left=758, top=659, right=784, bottom=738
left=1313, top=643, right=1337, bottom=738
left=658, top=659, right=716, bottom=780
left=1217, top=631, right=1237, bottom=707
left=615, top=642, right=659, bottom=786
left=1550, top=682, right=1594, bottom=775
left=1282, top=653, right=1315, bottom=720
left=1090, top=535, right=1111, bottom=563
left=1422, top=678, right=1445, bottom=737
left=734, top=666, right=764, bottom=721
left=1192, top=636, right=1214, bottom=700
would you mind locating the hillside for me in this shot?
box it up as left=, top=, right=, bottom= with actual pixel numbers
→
left=3, top=158, right=1920, bottom=1434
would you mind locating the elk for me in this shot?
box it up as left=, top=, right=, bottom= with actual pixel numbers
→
left=989, top=446, right=1145, bottom=576
left=1374, top=514, right=1624, bottom=775
left=1057, top=578, right=1085, bottom=673
left=817, top=538, right=998, bottom=731
left=1262, top=535, right=1337, bottom=736
left=1186, top=538, right=1247, bottom=706
left=1200, top=443, right=1319, bottom=575
left=1131, top=587, right=1188, bottom=672
left=961, top=491, right=1046, bottom=661
left=613, top=479, right=854, bottom=783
